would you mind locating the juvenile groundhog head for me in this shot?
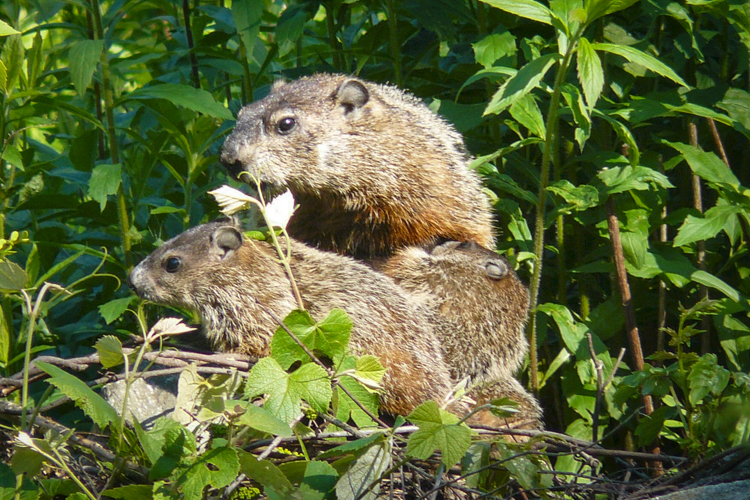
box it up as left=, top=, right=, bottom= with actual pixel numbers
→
left=220, top=73, right=494, bottom=256
left=384, top=241, right=529, bottom=382
left=128, top=222, right=293, bottom=355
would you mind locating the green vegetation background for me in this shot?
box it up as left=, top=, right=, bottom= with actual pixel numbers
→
left=1, top=0, right=750, bottom=497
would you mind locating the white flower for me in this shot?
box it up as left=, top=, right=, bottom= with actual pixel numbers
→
left=264, top=190, right=296, bottom=229
left=208, top=185, right=261, bottom=216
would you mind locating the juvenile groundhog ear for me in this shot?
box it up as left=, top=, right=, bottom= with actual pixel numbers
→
left=485, top=259, right=509, bottom=280
left=336, top=79, right=369, bottom=114
left=211, top=226, right=243, bottom=259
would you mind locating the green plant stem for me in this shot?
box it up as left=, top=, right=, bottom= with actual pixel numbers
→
left=90, top=0, right=131, bottom=268
left=386, top=0, right=402, bottom=86
left=526, top=41, right=578, bottom=395
left=324, top=1, right=341, bottom=71
left=182, top=0, right=201, bottom=89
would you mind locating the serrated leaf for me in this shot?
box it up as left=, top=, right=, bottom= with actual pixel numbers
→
left=271, top=309, right=352, bottom=370
left=2, top=144, right=23, bottom=170
left=406, top=401, right=472, bottom=467
left=355, top=355, right=386, bottom=385
left=473, top=32, right=516, bottom=69
left=0, top=20, right=19, bottom=36
left=299, top=460, right=338, bottom=500
left=0, top=260, right=27, bottom=291
left=674, top=205, right=742, bottom=247
left=124, top=84, right=233, bottom=120
left=547, top=180, right=599, bottom=210
left=479, top=0, right=553, bottom=25
left=232, top=0, right=263, bottom=61
left=69, top=40, right=104, bottom=97
left=663, top=140, right=739, bottom=187
left=95, top=335, right=124, bottom=369
left=687, top=354, right=730, bottom=406
left=597, top=165, right=674, bottom=194
left=88, top=163, right=122, bottom=211
left=620, top=231, right=649, bottom=270
left=36, top=361, right=118, bottom=430
left=509, top=94, right=546, bottom=138
left=593, top=43, right=688, bottom=87
left=336, top=440, right=391, bottom=500
left=174, top=447, right=239, bottom=500
left=98, top=296, right=133, bottom=325
left=246, top=358, right=331, bottom=423
left=484, top=53, right=559, bottom=116
left=236, top=402, right=293, bottom=436
left=577, top=38, right=604, bottom=108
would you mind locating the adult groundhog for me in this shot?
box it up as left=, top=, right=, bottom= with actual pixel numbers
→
left=219, top=74, right=532, bottom=386
left=384, top=241, right=529, bottom=383
left=220, top=73, right=494, bottom=257
left=128, top=221, right=457, bottom=416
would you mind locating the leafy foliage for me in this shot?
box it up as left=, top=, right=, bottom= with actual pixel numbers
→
left=1, top=0, right=749, bottom=497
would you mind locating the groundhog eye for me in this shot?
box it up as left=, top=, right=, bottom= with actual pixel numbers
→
left=485, top=262, right=507, bottom=280
left=276, top=117, right=296, bottom=134
left=165, top=257, right=181, bottom=273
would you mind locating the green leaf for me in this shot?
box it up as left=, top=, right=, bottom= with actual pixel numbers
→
left=232, top=0, right=263, bottom=61
left=687, top=354, right=730, bottom=405
left=689, top=271, right=742, bottom=302
left=0, top=60, right=6, bottom=94
left=69, top=40, right=104, bottom=97
left=406, top=400, right=472, bottom=468
left=674, top=205, right=742, bottom=247
left=593, top=43, right=689, bottom=87
left=473, top=32, right=517, bottom=69
left=597, top=165, right=673, bottom=195
left=509, top=94, right=546, bottom=139
left=101, top=484, right=153, bottom=500
left=235, top=402, right=293, bottom=437
left=576, top=38, right=604, bottom=108
left=245, top=358, right=332, bottom=423
left=560, top=84, right=591, bottom=150
left=88, top=163, right=122, bottom=211
left=95, top=335, right=125, bottom=369
left=0, top=20, right=20, bottom=36
left=547, top=180, right=599, bottom=210
left=586, top=0, right=638, bottom=22
left=355, top=355, right=386, bottom=385
left=36, top=361, right=118, bottom=430
left=317, top=432, right=385, bottom=459
left=635, top=405, right=671, bottom=447
left=335, top=440, right=391, bottom=500
left=663, top=141, right=740, bottom=187
left=124, top=84, right=233, bottom=120
left=238, top=451, right=295, bottom=498
left=717, top=88, right=750, bottom=131
left=0, top=260, right=27, bottom=292
left=2, top=144, right=23, bottom=170
left=98, top=296, right=133, bottom=325
left=484, top=53, right=560, bottom=116
left=271, top=309, right=352, bottom=370
left=479, top=0, right=553, bottom=25
left=175, top=447, right=239, bottom=500
left=299, top=461, right=338, bottom=500
left=620, top=231, right=649, bottom=270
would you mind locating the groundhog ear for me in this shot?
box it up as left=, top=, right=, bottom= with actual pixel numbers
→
left=485, top=258, right=509, bottom=280
left=336, top=79, right=369, bottom=114
left=211, top=226, right=243, bottom=259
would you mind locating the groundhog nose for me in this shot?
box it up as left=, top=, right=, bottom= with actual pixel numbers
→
left=219, top=144, right=244, bottom=179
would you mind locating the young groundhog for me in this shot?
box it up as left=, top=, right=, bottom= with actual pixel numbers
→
left=128, top=221, right=457, bottom=417
left=383, top=241, right=529, bottom=384
left=220, top=73, right=494, bottom=257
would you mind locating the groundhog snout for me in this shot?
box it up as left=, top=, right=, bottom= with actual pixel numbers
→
left=219, top=141, right=245, bottom=179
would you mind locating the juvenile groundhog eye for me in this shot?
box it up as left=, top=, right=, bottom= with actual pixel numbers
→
left=276, top=117, right=296, bottom=134
left=165, top=257, right=181, bottom=273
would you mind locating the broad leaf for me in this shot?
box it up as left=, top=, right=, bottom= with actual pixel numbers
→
left=484, top=53, right=560, bottom=116
left=687, top=354, right=730, bottom=405
left=336, top=440, right=391, bottom=500
left=238, top=451, right=295, bottom=499
left=663, top=140, right=740, bottom=187
left=232, top=0, right=263, bottom=61
left=94, top=335, right=125, bottom=369
left=235, top=402, right=293, bottom=437
left=406, top=400, right=472, bottom=467
left=673, top=205, right=742, bottom=247
left=124, top=84, right=233, bottom=120
left=509, top=94, right=546, bottom=138
left=594, top=43, right=689, bottom=87
left=0, top=260, right=27, bottom=291
left=576, top=38, right=604, bottom=107
left=271, top=309, right=352, bottom=370
left=0, top=20, right=19, bottom=36
left=69, top=40, right=104, bottom=97
left=174, top=447, right=239, bottom=500
left=98, top=296, right=133, bottom=325
left=36, top=361, right=118, bottom=430
left=479, top=0, right=553, bottom=25
left=88, top=163, right=122, bottom=211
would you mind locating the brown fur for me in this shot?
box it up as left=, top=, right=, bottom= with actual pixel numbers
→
left=220, top=73, right=494, bottom=257
left=128, top=222, right=458, bottom=416
left=384, top=241, right=530, bottom=384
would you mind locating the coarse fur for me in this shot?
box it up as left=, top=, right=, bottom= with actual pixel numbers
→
left=220, top=73, right=494, bottom=257
left=384, top=241, right=530, bottom=384
left=128, top=222, right=457, bottom=416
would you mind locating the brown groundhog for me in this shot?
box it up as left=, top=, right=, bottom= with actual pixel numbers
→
left=218, top=74, right=532, bottom=385
left=384, top=241, right=529, bottom=384
left=219, top=73, right=495, bottom=258
left=128, top=221, right=458, bottom=417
